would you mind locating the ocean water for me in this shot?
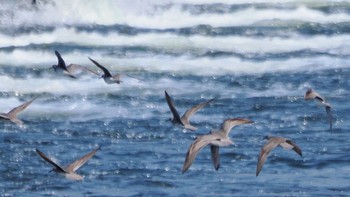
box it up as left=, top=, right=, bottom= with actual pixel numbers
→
left=0, top=0, right=350, bottom=196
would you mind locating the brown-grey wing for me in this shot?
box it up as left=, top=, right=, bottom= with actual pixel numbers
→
left=65, top=148, right=99, bottom=172
left=181, top=99, right=214, bottom=124
left=256, top=140, right=279, bottom=176
left=67, top=64, right=99, bottom=76
left=61, top=70, right=77, bottom=79
left=210, top=145, right=220, bottom=171
left=55, top=50, right=68, bottom=71
left=182, top=134, right=216, bottom=173
left=112, top=74, right=122, bottom=81
left=7, top=98, right=36, bottom=119
left=113, top=74, right=122, bottom=84
left=88, top=57, right=112, bottom=77
left=325, top=106, right=332, bottom=132
left=126, top=74, right=141, bottom=81
left=314, top=93, right=325, bottom=102
left=285, top=140, right=302, bottom=157
left=164, top=91, right=183, bottom=125
left=36, top=149, right=66, bottom=173
left=0, top=113, right=10, bottom=120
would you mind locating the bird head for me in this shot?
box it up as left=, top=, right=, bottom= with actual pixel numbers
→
left=304, top=88, right=315, bottom=100
left=263, top=136, right=270, bottom=140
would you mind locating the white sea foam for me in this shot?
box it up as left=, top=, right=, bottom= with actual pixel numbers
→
left=0, top=0, right=347, bottom=120
left=0, top=48, right=347, bottom=76
left=1, top=0, right=349, bottom=28
left=0, top=53, right=346, bottom=83
left=1, top=28, right=350, bottom=56
left=0, top=1, right=348, bottom=78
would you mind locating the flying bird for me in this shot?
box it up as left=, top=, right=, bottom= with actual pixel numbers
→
left=165, top=90, right=214, bottom=131
left=51, top=50, right=98, bottom=78
left=36, top=147, right=99, bottom=181
left=182, top=118, right=253, bottom=173
left=256, top=136, right=302, bottom=177
left=0, top=97, right=36, bottom=126
left=88, top=57, right=122, bottom=84
left=304, top=88, right=333, bottom=131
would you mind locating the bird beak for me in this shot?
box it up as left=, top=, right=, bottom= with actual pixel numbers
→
left=243, top=119, right=254, bottom=124
left=248, top=120, right=254, bottom=124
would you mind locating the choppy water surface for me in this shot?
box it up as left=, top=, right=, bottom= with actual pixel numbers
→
left=1, top=0, right=350, bottom=196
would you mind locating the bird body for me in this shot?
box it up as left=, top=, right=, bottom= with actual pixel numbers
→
left=0, top=98, right=36, bottom=125
left=88, top=57, right=122, bottom=84
left=256, top=136, right=302, bottom=176
left=36, top=148, right=99, bottom=181
left=52, top=51, right=98, bottom=78
left=165, top=91, right=214, bottom=131
left=304, top=88, right=333, bottom=131
left=182, top=118, right=253, bottom=173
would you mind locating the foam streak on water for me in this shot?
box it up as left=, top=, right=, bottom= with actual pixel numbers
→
left=0, top=1, right=350, bottom=196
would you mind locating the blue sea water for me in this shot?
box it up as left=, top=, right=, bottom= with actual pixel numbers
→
left=0, top=0, right=350, bottom=196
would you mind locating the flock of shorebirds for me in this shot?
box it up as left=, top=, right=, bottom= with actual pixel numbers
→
left=1, top=50, right=334, bottom=180
left=166, top=88, right=332, bottom=176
